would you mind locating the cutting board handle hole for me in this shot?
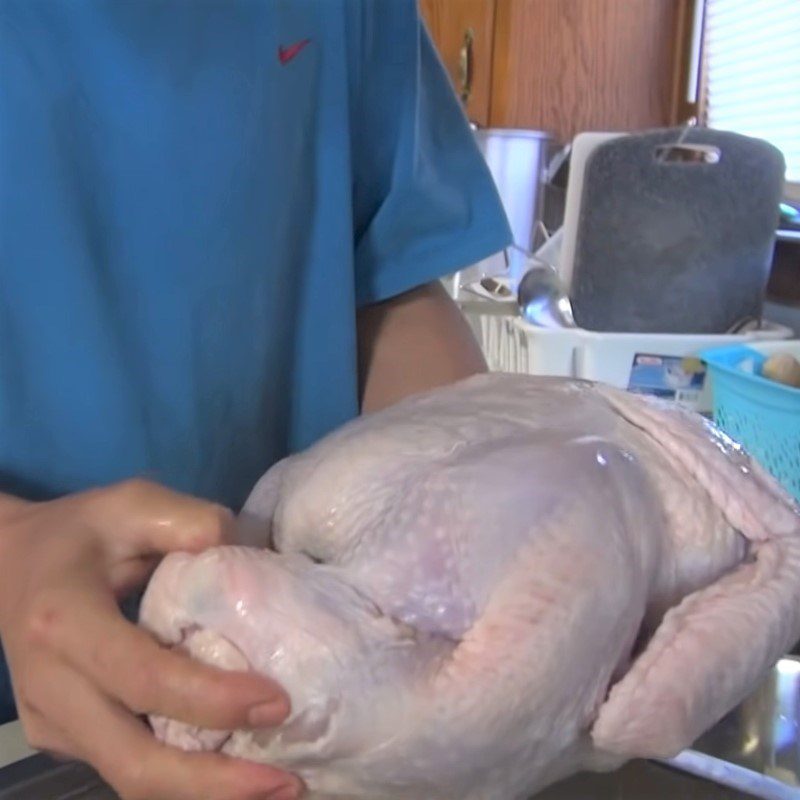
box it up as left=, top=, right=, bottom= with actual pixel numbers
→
left=654, top=144, right=721, bottom=165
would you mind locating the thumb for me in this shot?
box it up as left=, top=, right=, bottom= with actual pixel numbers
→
left=86, top=479, right=236, bottom=558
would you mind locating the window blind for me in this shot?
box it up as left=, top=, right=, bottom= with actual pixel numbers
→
left=703, top=0, right=800, bottom=184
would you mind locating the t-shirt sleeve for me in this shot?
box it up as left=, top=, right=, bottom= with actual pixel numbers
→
left=350, top=0, right=513, bottom=307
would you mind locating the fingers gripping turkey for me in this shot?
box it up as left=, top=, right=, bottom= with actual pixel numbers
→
left=139, top=374, right=800, bottom=800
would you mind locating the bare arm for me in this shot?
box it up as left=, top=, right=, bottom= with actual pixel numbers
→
left=357, top=281, right=487, bottom=414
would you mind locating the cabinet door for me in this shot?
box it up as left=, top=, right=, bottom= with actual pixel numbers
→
left=419, top=0, right=497, bottom=127
left=490, top=0, right=684, bottom=141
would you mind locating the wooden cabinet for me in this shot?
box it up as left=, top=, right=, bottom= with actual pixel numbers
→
left=420, top=0, right=693, bottom=143
left=418, top=0, right=497, bottom=127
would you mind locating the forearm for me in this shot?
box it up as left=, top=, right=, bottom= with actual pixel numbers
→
left=0, top=492, right=30, bottom=533
left=357, top=281, right=487, bottom=414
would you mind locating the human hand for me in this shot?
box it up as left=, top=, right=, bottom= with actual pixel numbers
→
left=0, top=479, right=302, bottom=800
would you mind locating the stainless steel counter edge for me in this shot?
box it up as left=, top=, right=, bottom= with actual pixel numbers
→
left=660, top=750, right=800, bottom=800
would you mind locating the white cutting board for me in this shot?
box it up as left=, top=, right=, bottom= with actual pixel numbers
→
left=557, top=132, right=627, bottom=292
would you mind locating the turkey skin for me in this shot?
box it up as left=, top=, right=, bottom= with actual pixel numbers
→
left=140, top=374, right=800, bottom=799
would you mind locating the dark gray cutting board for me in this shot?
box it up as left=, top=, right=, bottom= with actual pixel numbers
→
left=569, top=128, right=786, bottom=334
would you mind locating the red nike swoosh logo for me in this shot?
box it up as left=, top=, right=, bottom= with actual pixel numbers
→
left=278, top=38, right=311, bottom=65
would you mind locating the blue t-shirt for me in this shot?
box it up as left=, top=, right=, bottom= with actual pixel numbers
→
left=0, top=0, right=511, bottom=720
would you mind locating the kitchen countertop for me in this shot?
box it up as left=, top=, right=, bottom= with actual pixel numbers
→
left=0, top=725, right=797, bottom=800
left=0, top=748, right=787, bottom=800
left=0, top=724, right=32, bottom=771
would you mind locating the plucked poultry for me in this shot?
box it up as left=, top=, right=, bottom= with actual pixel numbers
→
left=140, top=373, right=800, bottom=800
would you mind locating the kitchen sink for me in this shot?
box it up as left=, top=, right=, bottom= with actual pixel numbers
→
left=539, top=656, right=800, bottom=798
left=1, top=658, right=798, bottom=799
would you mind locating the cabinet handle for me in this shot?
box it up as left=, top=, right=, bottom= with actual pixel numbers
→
left=459, top=27, right=474, bottom=105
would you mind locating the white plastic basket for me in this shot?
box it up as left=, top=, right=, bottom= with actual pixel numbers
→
left=462, top=307, right=794, bottom=414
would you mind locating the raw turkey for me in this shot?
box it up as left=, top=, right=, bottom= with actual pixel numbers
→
left=140, top=374, right=800, bottom=800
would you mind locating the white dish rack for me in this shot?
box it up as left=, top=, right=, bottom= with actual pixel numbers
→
left=461, top=304, right=793, bottom=414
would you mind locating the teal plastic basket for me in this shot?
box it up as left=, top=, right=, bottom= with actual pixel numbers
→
left=700, top=341, right=800, bottom=502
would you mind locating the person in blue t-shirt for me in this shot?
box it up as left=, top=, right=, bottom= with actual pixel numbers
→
left=0, top=1, right=512, bottom=797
